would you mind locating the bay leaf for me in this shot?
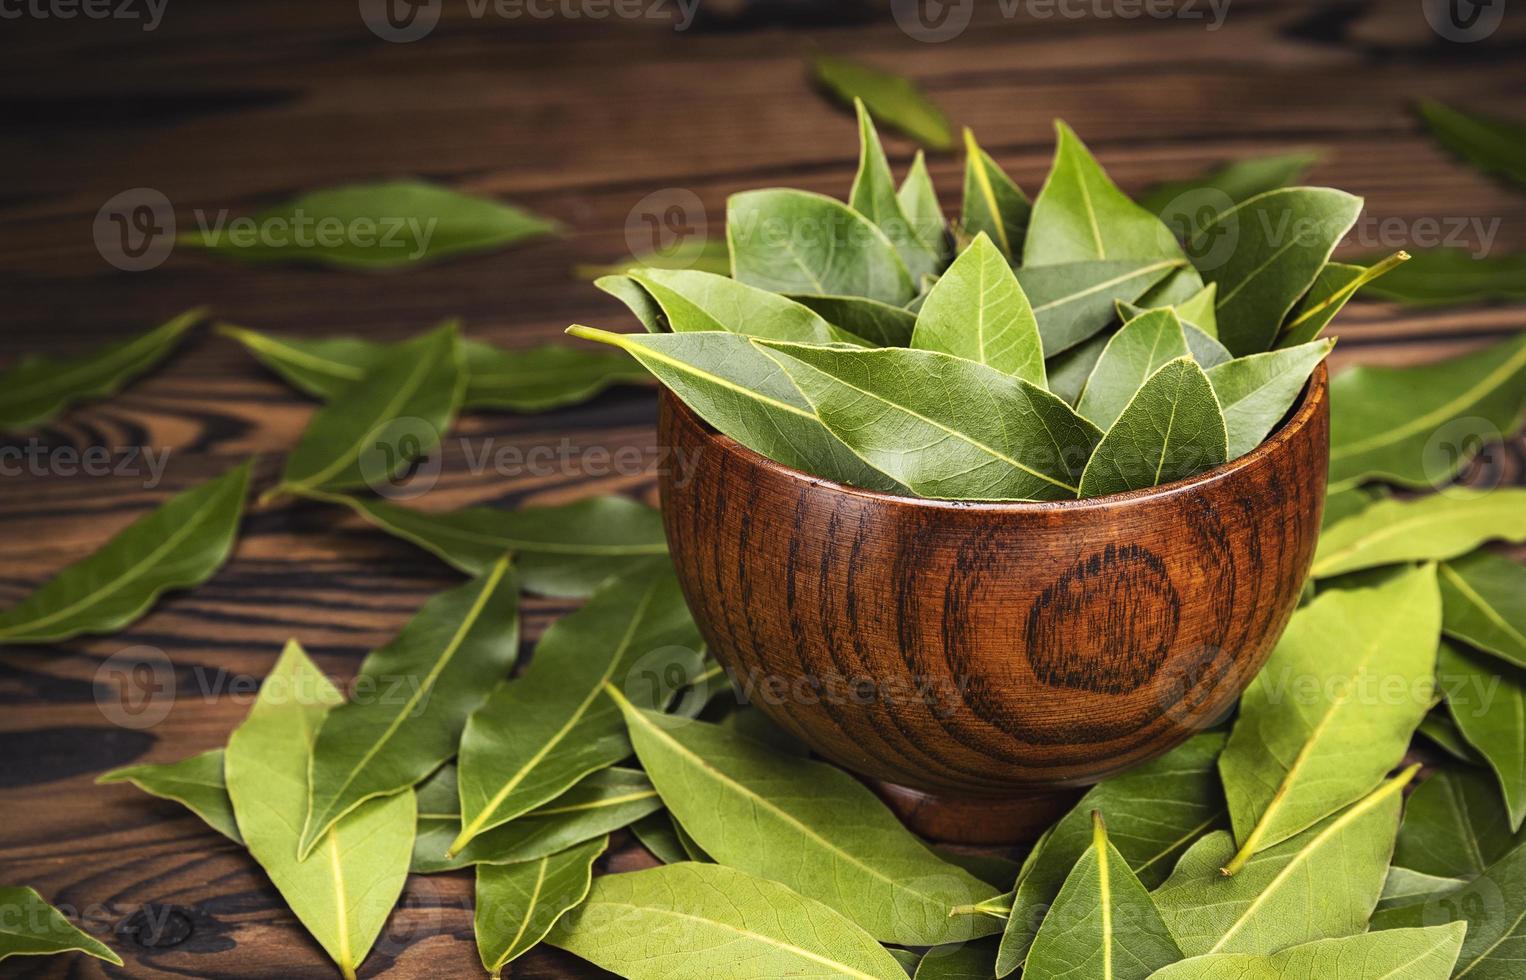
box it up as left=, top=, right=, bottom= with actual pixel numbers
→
left=1190, top=188, right=1362, bottom=356
left=1372, top=841, right=1526, bottom=979
left=1322, top=484, right=1386, bottom=530
left=789, top=293, right=919, bottom=347
left=1146, top=924, right=1465, bottom=980
left=218, top=324, right=381, bottom=399
left=1114, top=298, right=1227, bottom=364
left=180, top=180, right=557, bottom=269
left=451, top=564, right=702, bottom=854
left=412, top=765, right=659, bottom=873
left=1358, top=248, right=1526, bottom=306
left=312, top=492, right=668, bottom=598
left=1153, top=768, right=1412, bottom=957
left=1417, top=99, right=1526, bottom=190
left=567, top=326, right=906, bottom=494
left=1075, top=308, right=1190, bottom=430
left=1311, top=489, right=1526, bottom=578
left=1022, top=813, right=1181, bottom=980
left=1419, top=710, right=1485, bottom=765
left=1139, top=151, right=1320, bottom=236
left=811, top=54, right=954, bottom=151
left=224, top=641, right=415, bottom=980
left=549, top=862, right=911, bottom=979
left=630, top=811, right=687, bottom=865
left=1219, top=566, right=1439, bottom=872
left=0, top=308, right=201, bottom=431
left=628, top=268, right=849, bottom=344
left=888, top=948, right=923, bottom=975
left=728, top=188, right=915, bottom=304
left=1017, top=258, right=1182, bottom=356
left=1023, top=121, right=1185, bottom=268
left=1175, top=283, right=1219, bottom=336
left=911, top=233, right=1045, bottom=386
left=98, top=748, right=241, bottom=843
left=1439, top=640, right=1526, bottom=831
left=1440, top=551, right=1526, bottom=668
left=1327, top=331, right=1526, bottom=490
left=1044, top=331, right=1110, bottom=406
left=474, top=835, right=607, bottom=978
left=1394, top=768, right=1525, bottom=879
left=574, top=237, right=732, bottom=281
left=1077, top=356, right=1227, bottom=496
left=913, top=938, right=999, bottom=980
left=1206, top=338, right=1333, bottom=458
left=299, top=557, right=520, bottom=857
left=1276, top=253, right=1408, bottom=349
left=0, top=886, right=122, bottom=967
left=760, top=342, right=1100, bottom=501
left=269, top=322, right=463, bottom=501
left=608, top=690, right=999, bottom=946
left=1378, top=868, right=1467, bottom=912
left=898, top=149, right=950, bottom=261
left=989, top=732, right=1226, bottom=973
left=849, top=100, right=940, bottom=283
left=1136, top=264, right=1210, bottom=312
left=596, top=274, right=669, bottom=333
left=0, top=459, right=251, bottom=644
left=931, top=848, right=1022, bottom=891
left=961, top=128, right=1030, bottom=260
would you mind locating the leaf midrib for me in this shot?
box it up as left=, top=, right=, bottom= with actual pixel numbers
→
left=1441, top=563, right=1526, bottom=653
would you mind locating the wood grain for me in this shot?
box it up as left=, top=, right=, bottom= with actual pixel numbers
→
left=0, top=0, right=1523, bottom=974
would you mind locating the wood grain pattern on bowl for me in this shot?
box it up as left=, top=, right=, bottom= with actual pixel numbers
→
left=659, top=365, right=1329, bottom=842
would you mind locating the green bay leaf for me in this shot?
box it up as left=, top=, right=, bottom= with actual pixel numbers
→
left=1311, top=489, right=1526, bottom=578
left=1372, top=841, right=1526, bottom=979
left=549, top=862, right=911, bottom=979
left=474, top=836, right=607, bottom=978
left=451, top=564, right=702, bottom=853
left=568, top=327, right=905, bottom=494
left=1277, top=253, right=1408, bottom=349
left=1418, top=99, right=1526, bottom=190
left=811, top=54, right=954, bottom=151
left=1075, top=308, right=1190, bottom=430
left=898, top=150, right=950, bottom=262
left=300, top=558, right=520, bottom=858
left=913, top=937, right=998, bottom=980
left=225, top=641, right=415, bottom=980
left=912, top=233, right=1045, bottom=386
left=0, top=309, right=201, bottom=431
left=1358, top=248, right=1526, bottom=306
left=0, top=886, right=122, bottom=967
left=1146, top=924, right=1465, bottom=980
left=788, top=293, right=919, bottom=347
left=1440, top=551, right=1526, bottom=668
left=0, top=459, right=251, bottom=644
left=1378, top=867, right=1467, bottom=912
left=1206, top=338, right=1332, bottom=458
left=271, top=322, right=463, bottom=501
left=629, top=810, right=687, bottom=865
left=630, top=268, right=848, bottom=343
left=1018, top=258, right=1182, bottom=357
left=1440, top=640, right=1526, bottom=831
left=1022, top=813, right=1181, bottom=980
left=1153, top=769, right=1410, bottom=957
left=1327, top=331, right=1526, bottom=491
left=596, top=273, right=670, bottom=333
left=609, top=691, right=999, bottom=946
left=1395, top=767, right=1525, bottom=879
left=761, top=342, right=1100, bottom=501
left=961, top=129, right=1030, bottom=260
left=1219, top=566, right=1440, bottom=872
left=849, top=101, right=941, bottom=283
left=1078, top=356, right=1226, bottom=496
left=181, top=180, right=556, bottom=269
left=99, top=748, right=241, bottom=843
left=1140, top=151, right=1320, bottom=236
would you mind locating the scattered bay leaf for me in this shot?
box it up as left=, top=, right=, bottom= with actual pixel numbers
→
left=474, top=836, right=607, bottom=978
left=961, top=128, right=1029, bottom=260
left=1358, top=248, right=1526, bottom=306
left=1146, top=924, right=1465, bottom=980
left=99, top=748, right=241, bottom=843
left=629, top=811, right=687, bottom=865
left=549, top=862, right=911, bottom=979
left=1206, top=338, right=1332, bottom=458
left=0, top=459, right=251, bottom=644
left=1395, top=768, right=1525, bottom=880
left=911, top=233, right=1045, bottom=386
left=913, top=937, right=999, bottom=980
left=0, top=309, right=201, bottom=431
left=1311, top=489, right=1526, bottom=578
left=1372, top=841, right=1526, bottom=978
left=181, top=180, right=557, bottom=269
left=1077, top=356, right=1226, bottom=496
left=761, top=342, right=1099, bottom=501
left=811, top=54, right=954, bottom=151
left=300, top=558, right=519, bottom=857
left=1417, top=99, right=1526, bottom=190
left=1439, top=640, right=1526, bottom=831
left=0, top=886, right=122, bottom=967
left=1378, top=867, right=1467, bottom=912
left=1440, top=551, right=1526, bottom=668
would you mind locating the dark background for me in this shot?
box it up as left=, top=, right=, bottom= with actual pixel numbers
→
left=1, top=0, right=1524, bottom=976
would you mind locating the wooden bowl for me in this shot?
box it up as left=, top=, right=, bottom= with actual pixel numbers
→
left=658, top=365, right=1329, bottom=843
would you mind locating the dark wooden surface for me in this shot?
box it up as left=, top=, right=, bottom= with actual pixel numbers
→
left=661, top=369, right=1325, bottom=837
left=1, top=1, right=1523, bottom=976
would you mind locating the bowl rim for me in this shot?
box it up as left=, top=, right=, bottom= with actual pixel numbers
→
left=662, top=361, right=1329, bottom=513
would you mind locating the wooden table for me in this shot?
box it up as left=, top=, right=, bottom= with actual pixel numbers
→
left=2, top=1, right=1523, bottom=975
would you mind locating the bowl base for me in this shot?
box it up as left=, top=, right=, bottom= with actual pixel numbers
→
left=868, top=780, right=1083, bottom=845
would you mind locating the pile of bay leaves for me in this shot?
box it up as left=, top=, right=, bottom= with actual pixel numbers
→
left=575, top=101, right=1403, bottom=500
left=2, top=111, right=1526, bottom=980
